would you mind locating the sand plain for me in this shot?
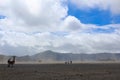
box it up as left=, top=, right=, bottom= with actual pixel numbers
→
left=0, top=63, right=120, bottom=80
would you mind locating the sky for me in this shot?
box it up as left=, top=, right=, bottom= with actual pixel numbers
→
left=0, top=0, right=120, bottom=56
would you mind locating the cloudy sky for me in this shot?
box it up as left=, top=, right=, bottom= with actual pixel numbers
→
left=0, top=0, right=120, bottom=56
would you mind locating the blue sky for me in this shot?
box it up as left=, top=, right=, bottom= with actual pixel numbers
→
left=68, top=6, right=112, bottom=26
left=67, top=1, right=120, bottom=33
left=69, top=2, right=120, bottom=22
left=0, top=0, right=120, bottom=55
left=0, top=15, right=5, bottom=19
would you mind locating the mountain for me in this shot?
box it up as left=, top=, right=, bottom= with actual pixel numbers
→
left=32, top=50, right=73, bottom=61
left=31, top=50, right=120, bottom=62
left=0, top=50, right=120, bottom=62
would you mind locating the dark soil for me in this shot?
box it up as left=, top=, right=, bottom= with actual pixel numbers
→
left=0, top=63, right=120, bottom=80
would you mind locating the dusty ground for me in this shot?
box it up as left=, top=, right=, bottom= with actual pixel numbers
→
left=0, top=63, right=120, bottom=80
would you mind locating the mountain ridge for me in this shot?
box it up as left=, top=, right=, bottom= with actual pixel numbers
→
left=0, top=50, right=120, bottom=62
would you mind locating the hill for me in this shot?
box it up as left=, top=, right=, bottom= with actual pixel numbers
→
left=0, top=50, right=120, bottom=62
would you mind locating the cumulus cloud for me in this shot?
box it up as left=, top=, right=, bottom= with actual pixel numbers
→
left=0, top=0, right=68, bottom=32
left=71, top=0, right=120, bottom=15
left=0, top=27, right=120, bottom=55
left=0, top=0, right=120, bottom=55
left=61, top=16, right=107, bottom=32
left=62, top=16, right=83, bottom=31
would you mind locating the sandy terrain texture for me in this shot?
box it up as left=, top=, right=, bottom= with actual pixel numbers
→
left=0, top=63, right=120, bottom=80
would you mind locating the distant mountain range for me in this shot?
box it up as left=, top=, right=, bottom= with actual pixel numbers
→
left=0, top=50, right=120, bottom=62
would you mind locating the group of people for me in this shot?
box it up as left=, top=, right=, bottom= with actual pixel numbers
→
left=65, top=60, right=72, bottom=64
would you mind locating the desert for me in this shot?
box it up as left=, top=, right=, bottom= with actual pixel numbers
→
left=0, top=63, right=120, bottom=80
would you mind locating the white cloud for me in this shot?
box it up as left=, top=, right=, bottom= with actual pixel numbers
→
left=0, top=0, right=68, bottom=32
left=71, top=0, right=120, bottom=15
left=61, top=16, right=100, bottom=33
left=0, top=28, right=120, bottom=55
left=62, top=16, right=83, bottom=31
left=64, top=32, right=120, bottom=53
left=0, top=0, right=120, bottom=55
